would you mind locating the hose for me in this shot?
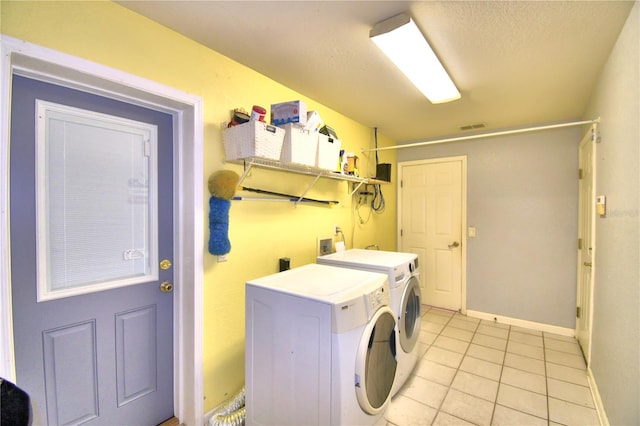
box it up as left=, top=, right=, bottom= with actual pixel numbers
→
left=208, top=387, right=246, bottom=426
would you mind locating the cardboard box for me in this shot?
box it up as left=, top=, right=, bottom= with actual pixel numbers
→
left=271, top=100, right=307, bottom=126
left=304, top=111, right=324, bottom=132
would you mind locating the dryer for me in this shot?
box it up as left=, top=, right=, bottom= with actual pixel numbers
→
left=245, top=263, right=397, bottom=425
left=317, top=249, right=422, bottom=396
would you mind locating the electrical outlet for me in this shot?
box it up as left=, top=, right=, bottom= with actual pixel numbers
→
left=334, top=224, right=340, bottom=235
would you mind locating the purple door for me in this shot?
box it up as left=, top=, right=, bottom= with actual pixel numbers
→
left=10, top=75, right=174, bottom=425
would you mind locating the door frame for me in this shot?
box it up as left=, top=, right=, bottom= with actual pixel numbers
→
left=397, top=156, right=467, bottom=313
left=0, top=37, right=205, bottom=426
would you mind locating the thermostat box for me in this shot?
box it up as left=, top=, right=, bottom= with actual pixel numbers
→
left=271, top=100, right=307, bottom=126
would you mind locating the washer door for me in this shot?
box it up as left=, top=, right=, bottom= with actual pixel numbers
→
left=399, top=275, right=422, bottom=353
left=354, top=306, right=397, bottom=414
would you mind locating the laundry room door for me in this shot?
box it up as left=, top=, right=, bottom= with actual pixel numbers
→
left=9, top=75, right=174, bottom=425
left=399, top=158, right=465, bottom=311
left=576, top=128, right=596, bottom=363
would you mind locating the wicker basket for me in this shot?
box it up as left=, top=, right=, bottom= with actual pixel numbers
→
left=222, top=121, right=285, bottom=161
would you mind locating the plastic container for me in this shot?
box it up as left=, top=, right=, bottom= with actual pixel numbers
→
left=222, top=120, right=285, bottom=161
left=316, top=133, right=342, bottom=171
left=250, top=105, right=266, bottom=122
left=280, top=124, right=318, bottom=166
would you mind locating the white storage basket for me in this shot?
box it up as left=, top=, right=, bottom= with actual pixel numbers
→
left=222, top=121, right=285, bottom=161
left=316, top=133, right=342, bottom=171
left=280, top=124, right=318, bottom=166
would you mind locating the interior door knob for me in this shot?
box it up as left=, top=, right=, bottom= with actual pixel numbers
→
left=448, top=241, right=460, bottom=249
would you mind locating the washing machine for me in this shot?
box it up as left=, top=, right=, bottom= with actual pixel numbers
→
left=245, top=263, right=397, bottom=425
left=317, top=249, right=421, bottom=396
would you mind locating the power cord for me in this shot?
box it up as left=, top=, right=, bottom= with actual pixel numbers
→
left=371, top=184, right=385, bottom=213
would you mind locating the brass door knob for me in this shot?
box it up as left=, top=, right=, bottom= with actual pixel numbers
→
left=583, top=262, right=593, bottom=267
left=160, top=281, right=174, bottom=293
left=448, top=241, right=460, bottom=249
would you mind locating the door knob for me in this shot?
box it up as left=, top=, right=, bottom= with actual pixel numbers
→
left=583, top=262, right=593, bottom=267
left=160, top=281, right=174, bottom=293
left=448, top=241, right=460, bottom=249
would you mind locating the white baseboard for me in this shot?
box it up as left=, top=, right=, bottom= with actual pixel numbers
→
left=587, top=367, right=609, bottom=426
left=465, top=309, right=575, bottom=337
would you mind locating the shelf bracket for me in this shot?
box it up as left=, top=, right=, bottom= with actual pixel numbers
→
left=237, top=159, right=256, bottom=186
left=349, top=180, right=366, bottom=197
left=295, top=174, right=322, bottom=206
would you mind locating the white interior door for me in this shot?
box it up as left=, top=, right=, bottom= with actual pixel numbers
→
left=576, top=127, right=596, bottom=363
left=10, top=75, right=174, bottom=425
left=399, top=158, right=465, bottom=311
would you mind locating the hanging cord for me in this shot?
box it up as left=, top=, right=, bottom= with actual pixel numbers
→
left=370, top=127, right=385, bottom=212
left=374, top=127, right=380, bottom=165
left=356, top=197, right=373, bottom=224
left=370, top=184, right=385, bottom=212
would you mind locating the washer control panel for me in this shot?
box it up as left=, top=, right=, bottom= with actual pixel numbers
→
left=366, top=284, right=390, bottom=313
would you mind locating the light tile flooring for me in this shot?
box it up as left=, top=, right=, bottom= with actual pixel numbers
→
left=384, top=307, right=599, bottom=426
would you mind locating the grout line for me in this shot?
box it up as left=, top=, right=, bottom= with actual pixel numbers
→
left=543, top=331, right=551, bottom=426
left=416, top=310, right=590, bottom=426
left=489, top=321, right=510, bottom=425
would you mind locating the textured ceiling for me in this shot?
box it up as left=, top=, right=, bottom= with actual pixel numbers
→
left=117, top=1, right=634, bottom=142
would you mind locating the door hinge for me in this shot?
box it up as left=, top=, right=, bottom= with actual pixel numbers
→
left=576, top=306, right=581, bottom=318
left=400, top=229, right=403, bottom=237
left=578, top=238, right=583, bottom=250
left=400, top=180, right=403, bottom=188
left=578, top=168, right=583, bottom=179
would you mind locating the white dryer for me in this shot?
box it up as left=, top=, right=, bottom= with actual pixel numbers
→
left=245, top=263, right=397, bottom=426
left=317, top=249, right=422, bottom=396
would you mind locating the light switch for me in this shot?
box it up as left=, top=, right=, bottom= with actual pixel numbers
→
left=596, top=195, right=606, bottom=217
left=468, top=227, right=477, bottom=238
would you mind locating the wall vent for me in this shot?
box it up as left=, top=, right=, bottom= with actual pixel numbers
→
left=460, top=122, right=486, bottom=131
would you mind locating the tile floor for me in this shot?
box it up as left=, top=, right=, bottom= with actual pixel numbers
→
left=384, top=307, right=600, bottom=426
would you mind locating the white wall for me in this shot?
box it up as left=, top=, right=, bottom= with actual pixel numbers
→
left=583, top=2, right=639, bottom=424
left=398, top=125, right=581, bottom=328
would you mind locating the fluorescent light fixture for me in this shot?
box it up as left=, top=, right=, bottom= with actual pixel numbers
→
left=370, top=13, right=461, bottom=104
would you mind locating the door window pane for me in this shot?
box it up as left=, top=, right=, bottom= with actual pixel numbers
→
left=36, top=101, right=158, bottom=301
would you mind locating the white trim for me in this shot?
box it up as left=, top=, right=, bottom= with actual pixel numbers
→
left=0, top=36, right=204, bottom=426
left=587, top=367, right=609, bottom=426
left=397, top=156, right=468, bottom=314
left=466, top=309, right=575, bottom=336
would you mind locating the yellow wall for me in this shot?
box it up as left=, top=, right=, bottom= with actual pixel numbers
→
left=2, top=0, right=397, bottom=411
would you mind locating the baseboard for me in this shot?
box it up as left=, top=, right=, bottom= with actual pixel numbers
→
left=465, top=310, right=575, bottom=337
left=587, top=367, right=609, bottom=426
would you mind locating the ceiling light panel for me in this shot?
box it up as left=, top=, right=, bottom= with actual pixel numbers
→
left=370, top=13, right=461, bottom=104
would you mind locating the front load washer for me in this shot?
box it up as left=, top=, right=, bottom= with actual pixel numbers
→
left=245, top=263, right=397, bottom=425
left=317, top=249, right=421, bottom=396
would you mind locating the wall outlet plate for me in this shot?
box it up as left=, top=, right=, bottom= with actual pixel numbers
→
left=317, top=236, right=333, bottom=256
